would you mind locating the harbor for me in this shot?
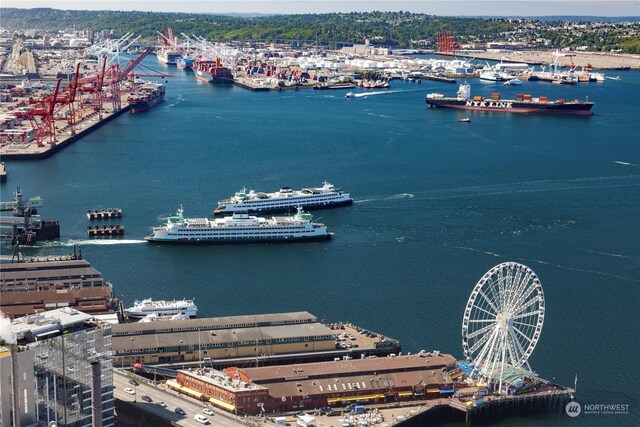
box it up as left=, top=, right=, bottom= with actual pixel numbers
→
left=0, top=16, right=638, bottom=427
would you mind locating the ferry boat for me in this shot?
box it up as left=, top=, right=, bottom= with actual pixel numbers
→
left=127, top=82, right=165, bottom=113
left=426, top=83, right=594, bottom=116
left=215, top=181, right=352, bottom=214
left=157, top=49, right=180, bottom=65
left=194, top=58, right=234, bottom=84
left=125, top=298, right=198, bottom=318
left=145, top=206, right=332, bottom=244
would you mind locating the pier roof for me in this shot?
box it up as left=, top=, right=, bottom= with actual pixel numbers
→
left=112, top=311, right=317, bottom=336
left=113, top=321, right=334, bottom=352
left=238, top=354, right=456, bottom=383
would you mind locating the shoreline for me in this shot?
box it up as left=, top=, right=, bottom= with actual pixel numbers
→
left=438, top=50, right=640, bottom=71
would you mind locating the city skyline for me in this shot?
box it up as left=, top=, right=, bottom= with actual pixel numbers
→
left=2, top=1, right=639, bottom=17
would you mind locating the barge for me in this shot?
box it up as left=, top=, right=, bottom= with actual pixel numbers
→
left=87, top=224, right=125, bottom=236
left=87, top=208, right=123, bottom=220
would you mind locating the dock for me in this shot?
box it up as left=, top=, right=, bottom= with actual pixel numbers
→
left=0, top=103, right=131, bottom=161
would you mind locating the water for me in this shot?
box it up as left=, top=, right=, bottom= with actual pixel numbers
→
left=1, top=58, right=639, bottom=426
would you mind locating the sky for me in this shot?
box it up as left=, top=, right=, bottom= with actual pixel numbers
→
left=1, top=1, right=639, bottom=17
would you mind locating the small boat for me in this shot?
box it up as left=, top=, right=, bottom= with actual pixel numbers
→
left=458, top=117, right=471, bottom=123
left=345, top=92, right=355, bottom=98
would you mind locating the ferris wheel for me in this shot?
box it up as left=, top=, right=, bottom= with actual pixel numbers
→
left=462, top=262, right=545, bottom=390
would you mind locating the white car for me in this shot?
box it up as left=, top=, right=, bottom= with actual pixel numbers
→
left=194, top=414, right=209, bottom=424
left=156, top=401, right=167, bottom=407
left=124, top=388, right=136, bottom=395
left=202, top=408, right=214, bottom=416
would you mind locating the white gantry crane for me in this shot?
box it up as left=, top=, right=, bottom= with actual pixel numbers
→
left=462, top=262, right=545, bottom=393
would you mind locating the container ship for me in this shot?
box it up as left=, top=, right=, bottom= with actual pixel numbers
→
left=127, top=82, right=165, bottom=113
left=145, top=206, right=332, bottom=244
left=157, top=49, right=181, bottom=65
left=215, top=181, right=352, bottom=214
left=124, top=298, right=198, bottom=319
left=426, top=83, right=594, bottom=115
left=194, top=58, right=234, bottom=84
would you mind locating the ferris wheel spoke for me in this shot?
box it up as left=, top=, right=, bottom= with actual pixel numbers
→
left=467, top=322, right=498, bottom=339
left=471, top=304, right=499, bottom=319
left=512, top=295, right=541, bottom=317
left=509, top=327, right=529, bottom=365
left=512, top=279, right=540, bottom=310
left=469, top=324, right=499, bottom=355
left=512, top=320, right=536, bottom=329
left=511, top=324, right=535, bottom=346
left=478, top=289, right=501, bottom=315
left=468, top=318, right=497, bottom=323
left=512, top=310, right=540, bottom=321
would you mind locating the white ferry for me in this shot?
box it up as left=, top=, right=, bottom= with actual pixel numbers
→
left=125, top=298, right=198, bottom=318
left=214, top=181, right=352, bottom=215
left=145, top=206, right=332, bottom=244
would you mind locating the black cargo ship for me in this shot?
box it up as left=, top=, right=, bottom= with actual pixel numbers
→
left=426, top=83, right=594, bottom=116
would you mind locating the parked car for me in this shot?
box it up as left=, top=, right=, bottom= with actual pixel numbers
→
left=202, top=408, right=214, bottom=416
left=175, top=407, right=186, bottom=416
left=194, top=414, right=209, bottom=424
left=124, top=388, right=135, bottom=395
left=141, top=395, right=152, bottom=403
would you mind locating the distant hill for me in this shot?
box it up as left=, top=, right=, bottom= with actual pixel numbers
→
left=1, top=8, right=638, bottom=53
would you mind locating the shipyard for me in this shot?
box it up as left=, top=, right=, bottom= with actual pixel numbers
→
left=0, top=5, right=638, bottom=427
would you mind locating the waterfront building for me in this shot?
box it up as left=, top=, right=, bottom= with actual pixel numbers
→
left=169, top=353, right=457, bottom=414
left=3, top=308, right=115, bottom=427
left=0, top=248, right=117, bottom=318
left=112, top=312, right=400, bottom=366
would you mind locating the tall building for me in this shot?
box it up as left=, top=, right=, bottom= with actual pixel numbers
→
left=0, top=345, right=36, bottom=427
left=2, top=308, right=114, bottom=427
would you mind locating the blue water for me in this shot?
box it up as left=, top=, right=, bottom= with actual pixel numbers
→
left=1, top=57, right=639, bottom=426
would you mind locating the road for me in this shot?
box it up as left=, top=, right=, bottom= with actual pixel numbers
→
left=113, top=370, right=248, bottom=427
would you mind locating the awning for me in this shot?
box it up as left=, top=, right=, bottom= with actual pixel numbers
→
left=181, top=387, right=204, bottom=399
left=209, top=396, right=236, bottom=411
left=326, top=394, right=385, bottom=404
left=166, top=380, right=182, bottom=390
left=398, top=391, right=413, bottom=397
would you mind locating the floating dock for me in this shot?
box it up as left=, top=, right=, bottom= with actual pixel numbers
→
left=87, top=208, right=123, bottom=220
left=87, top=224, right=125, bottom=236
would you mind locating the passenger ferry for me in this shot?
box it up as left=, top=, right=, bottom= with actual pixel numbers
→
left=214, top=181, right=352, bottom=214
left=145, top=206, right=332, bottom=244
left=125, top=298, right=198, bottom=318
